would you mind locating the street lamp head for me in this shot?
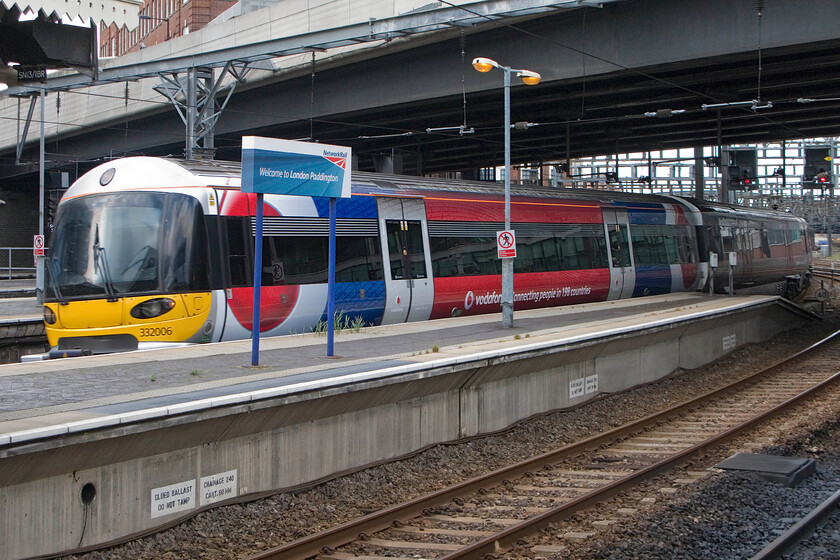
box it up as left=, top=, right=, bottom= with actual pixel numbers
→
left=472, top=57, right=497, bottom=73
left=473, top=57, right=541, bottom=85
left=518, top=70, right=541, bottom=86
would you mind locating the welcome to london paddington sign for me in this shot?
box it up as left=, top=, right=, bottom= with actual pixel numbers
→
left=241, top=136, right=351, bottom=198
left=239, top=135, right=353, bottom=365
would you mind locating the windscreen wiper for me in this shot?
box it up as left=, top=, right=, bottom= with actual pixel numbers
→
left=93, top=225, right=118, bottom=302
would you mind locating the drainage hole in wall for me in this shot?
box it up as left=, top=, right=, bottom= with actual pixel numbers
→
left=81, top=483, right=96, bottom=505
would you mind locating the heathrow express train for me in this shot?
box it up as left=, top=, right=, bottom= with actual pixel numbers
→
left=41, top=157, right=811, bottom=354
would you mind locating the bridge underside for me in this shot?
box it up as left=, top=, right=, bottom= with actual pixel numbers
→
left=243, top=35, right=840, bottom=176
left=3, top=0, right=840, bottom=181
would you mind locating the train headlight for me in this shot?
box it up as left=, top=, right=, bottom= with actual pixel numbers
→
left=43, top=306, right=56, bottom=325
left=131, top=298, right=176, bottom=319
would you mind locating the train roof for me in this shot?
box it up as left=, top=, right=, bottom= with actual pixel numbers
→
left=681, top=197, right=806, bottom=224
left=73, top=158, right=805, bottom=226
left=170, top=157, right=687, bottom=206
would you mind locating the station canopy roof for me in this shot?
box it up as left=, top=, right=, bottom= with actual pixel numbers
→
left=0, top=0, right=141, bottom=28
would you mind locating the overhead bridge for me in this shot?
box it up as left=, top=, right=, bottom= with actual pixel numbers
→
left=3, top=0, right=840, bottom=181
left=0, top=293, right=816, bottom=559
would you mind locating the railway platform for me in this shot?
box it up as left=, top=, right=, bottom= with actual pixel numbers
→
left=0, top=277, right=36, bottom=300
left=0, top=292, right=818, bottom=559
left=0, top=279, right=43, bottom=364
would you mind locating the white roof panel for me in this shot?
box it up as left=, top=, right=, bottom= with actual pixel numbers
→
left=0, top=0, right=142, bottom=28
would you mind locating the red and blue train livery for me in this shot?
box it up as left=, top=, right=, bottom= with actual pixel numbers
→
left=41, top=157, right=810, bottom=354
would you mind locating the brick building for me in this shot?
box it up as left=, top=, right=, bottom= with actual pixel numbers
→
left=99, top=0, right=235, bottom=57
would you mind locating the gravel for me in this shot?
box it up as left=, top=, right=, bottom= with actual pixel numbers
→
left=62, top=282, right=840, bottom=560
left=537, top=401, right=840, bottom=560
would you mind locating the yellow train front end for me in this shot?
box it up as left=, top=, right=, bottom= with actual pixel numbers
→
left=43, top=165, right=216, bottom=355
left=43, top=293, right=213, bottom=354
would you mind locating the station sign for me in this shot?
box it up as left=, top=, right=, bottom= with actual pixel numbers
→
left=497, top=230, right=516, bottom=258
left=16, top=66, right=48, bottom=83
left=241, top=136, right=351, bottom=198
left=240, top=136, right=353, bottom=365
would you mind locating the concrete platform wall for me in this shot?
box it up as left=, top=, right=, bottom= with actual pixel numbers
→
left=0, top=301, right=811, bottom=559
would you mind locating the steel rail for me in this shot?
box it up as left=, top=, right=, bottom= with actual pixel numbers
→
left=749, top=487, right=840, bottom=560
left=441, top=360, right=840, bottom=559
left=245, top=328, right=840, bottom=560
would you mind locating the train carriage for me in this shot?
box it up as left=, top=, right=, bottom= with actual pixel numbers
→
left=40, top=156, right=807, bottom=355
left=688, top=199, right=811, bottom=296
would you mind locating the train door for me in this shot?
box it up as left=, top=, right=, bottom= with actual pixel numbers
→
left=602, top=208, right=636, bottom=300
left=377, top=197, right=434, bottom=324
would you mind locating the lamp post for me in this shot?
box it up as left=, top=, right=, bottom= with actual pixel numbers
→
left=472, top=57, right=540, bottom=328
left=139, top=14, right=170, bottom=41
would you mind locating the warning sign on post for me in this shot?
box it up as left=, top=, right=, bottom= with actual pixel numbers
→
left=497, top=230, right=516, bottom=258
left=33, top=235, right=44, bottom=257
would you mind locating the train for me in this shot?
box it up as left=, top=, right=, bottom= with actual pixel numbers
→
left=41, top=156, right=811, bottom=355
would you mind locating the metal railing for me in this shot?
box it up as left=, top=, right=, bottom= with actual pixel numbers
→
left=0, top=247, right=36, bottom=279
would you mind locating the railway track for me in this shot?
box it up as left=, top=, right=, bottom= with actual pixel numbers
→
left=811, top=265, right=839, bottom=283
left=749, top=487, right=840, bottom=559
left=245, top=328, right=840, bottom=560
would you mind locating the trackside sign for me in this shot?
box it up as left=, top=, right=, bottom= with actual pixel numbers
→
left=241, top=136, right=352, bottom=198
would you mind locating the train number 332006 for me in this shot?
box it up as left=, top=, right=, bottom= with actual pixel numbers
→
left=140, top=327, right=174, bottom=337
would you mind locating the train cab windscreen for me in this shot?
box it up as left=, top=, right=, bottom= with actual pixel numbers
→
left=46, top=192, right=210, bottom=300
left=386, top=219, right=427, bottom=280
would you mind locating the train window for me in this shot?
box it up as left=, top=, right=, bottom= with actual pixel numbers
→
left=515, top=237, right=560, bottom=274
left=261, top=235, right=383, bottom=285
left=767, top=228, right=786, bottom=246
left=513, top=245, right=535, bottom=273
left=721, top=227, right=735, bottom=254
left=335, top=236, right=384, bottom=282
left=558, top=228, right=609, bottom=270
left=708, top=227, right=724, bottom=256
left=160, top=198, right=211, bottom=293
left=759, top=229, right=771, bottom=257
left=790, top=224, right=807, bottom=247
left=224, top=218, right=251, bottom=288
left=429, top=236, right=499, bottom=277
left=429, top=224, right=608, bottom=277
left=261, top=239, right=283, bottom=285
left=386, top=220, right=427, bottom=280
left=608, top=225, right=632, bottom=268
left=631, top=225, right=697, bottom=266
left=630, top=226, right=664, bottom=265
left=680, top=228, right=698, bottom=263
left=557, top=236, right=581, bottom=270
left=405, top=222, right=428, bottom=280
left=265, top=236, right=327, bottom=284
left=47, top=192, right=210, bottom=299
left=385, top=222, right=404, bottom=279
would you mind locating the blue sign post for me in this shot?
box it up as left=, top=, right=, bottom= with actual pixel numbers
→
left=241, top=136, right=352, bottom=365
